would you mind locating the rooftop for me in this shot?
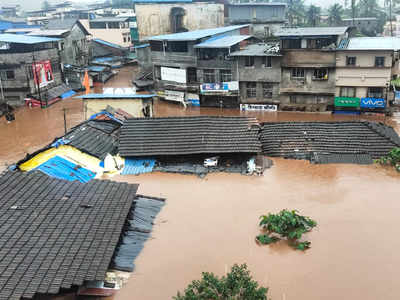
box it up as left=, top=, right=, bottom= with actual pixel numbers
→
left=194, top=35, right=251, bottom=48
left=132, top=0, right=192, bottom=2
left=27, top=29, right=70, bottom=37
left=275, top=26, right=349, bottom=37
left=260, top=121, right=400, bottom=160
left=0, top=33, right=59, bottom=44
left=118, top=116, right=262, bottom=157
left=77, top=93, right=155, bottom=99
left=148, top=24, right=249, bottom=41
left=89, top=17, right=131, bottom=22
left=230, top=43, right=281, bottom=56
left=0, top=171, right=138, bottom=299
left=342, top=17, right=377, bottom=21
left=342, top=37, right=400, bottom=50
left=229, top=2, right=286, bottom=6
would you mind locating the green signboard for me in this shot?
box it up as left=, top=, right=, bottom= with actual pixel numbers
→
left=334, top=97, right=360, bottom=108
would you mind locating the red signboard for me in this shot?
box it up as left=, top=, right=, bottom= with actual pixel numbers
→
left=32, top=60, right=54, bottom=88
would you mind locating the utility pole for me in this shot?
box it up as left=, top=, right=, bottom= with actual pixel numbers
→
left=32, top=48, right=42, bottom=108
left=63, top=108, right=67, bottom=134
left=390, top=0, right=393, bottom=37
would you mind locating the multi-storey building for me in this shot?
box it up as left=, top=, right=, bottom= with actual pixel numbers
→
left=276, top=26, right=353, bottom=111
left=228, top=3, right=286, bottom=39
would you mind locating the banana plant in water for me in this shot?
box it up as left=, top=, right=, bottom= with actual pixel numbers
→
left=256, top=209, right=317, bottom=250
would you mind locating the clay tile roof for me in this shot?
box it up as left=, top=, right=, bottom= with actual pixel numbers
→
left=0, top=171, right=138, bottom=299
left=118, top=116, right=262, bottom=156
left=260, top=121, right=400, bottom=159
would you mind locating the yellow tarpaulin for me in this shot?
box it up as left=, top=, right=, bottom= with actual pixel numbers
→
left=19, top=145, right=102, bottom=173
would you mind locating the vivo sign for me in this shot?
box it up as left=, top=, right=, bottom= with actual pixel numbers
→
left=360, top=98, right=386, bottom=108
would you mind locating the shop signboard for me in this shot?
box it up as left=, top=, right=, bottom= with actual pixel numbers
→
left=200, top=81, right=239, bottom=94
left=165, top=90, right=185, bottom=102
left=360, top=97, right=386, bottom=108
left=32, top=60, right=54, bottom=88
left=240, top=104, right=277, bottom=111
left=161, top=67, right=186, bottom=84
left=334, top=97, right=360, bottom=107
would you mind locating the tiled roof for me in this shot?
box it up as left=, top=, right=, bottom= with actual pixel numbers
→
left=0, top=171, right=138, bottom=300
left=63, top=120, right=120, bottom=159
left=119, top=116, right=261, bottom=156
left=260, top=121, right=400, bottom=159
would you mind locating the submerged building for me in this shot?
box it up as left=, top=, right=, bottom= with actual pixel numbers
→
left=0, top=34, right=65, bottom=106
left=275, top=26, right=353, bottom=111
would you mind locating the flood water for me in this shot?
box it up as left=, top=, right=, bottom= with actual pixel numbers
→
left=0, top=66, right=399, bottom=300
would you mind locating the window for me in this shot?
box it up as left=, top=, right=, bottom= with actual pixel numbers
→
left=123, top=37, right=127, bottom=43
left=290, top=95, right=299, bottom=104
left=375, top=56, right=385, bottom=67
left=313, top=68, right=328, bottom=80
left=340, top=87, right=356, bottom=97
left=25, top=65, right=34, bottom=79
left=203, top=69, right=215, bottom=83
left=244, top=56, right=254, bottom=67
left=246, top=82, right=257, bottom=98
left=262, top=56, right=272, bottom=68
left=89, top=21, right=106, bottom=29
left=346, top=56, right=356, bottom=66
left=282, top=39, right=301, bottom=49
left=154, top=66, right=161, bottom=80
left=187, top=67, right=197, bottom=83
left=220, top=70, right=232, bottom=82
left=168, top=41, right=188, bottom=52
left=108, top=22, right=120, bottom=29
left=291, top=68, right=305, bottom=79
left=367, top=87, right=383, bottom=98
left=262, top=83, right=273, bottom=98
left=0, top=70, right=15, bottom=80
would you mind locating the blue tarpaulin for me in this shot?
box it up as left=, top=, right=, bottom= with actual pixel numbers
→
left=122, top=158, right=156, bottom=175
left=60, top=90, right=76, bottom=99
left=34, top=156, right=96, bottom=183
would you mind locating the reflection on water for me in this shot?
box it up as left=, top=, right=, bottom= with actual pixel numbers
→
left=0, top=66, right=399, bottom=300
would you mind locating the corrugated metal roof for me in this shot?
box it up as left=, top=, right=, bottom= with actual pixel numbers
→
left=0, top=33, right=60, bottom=44
left=230, top=43, right=282, bottom=56
left=90, top=17, right=130, bottom=22
left=93, top=38, right=126, bottom=49
left=121, top=158, right=156, bottom=175
left=194, top=35, right=251, bottom=48
left=27, top=29, right=70, bottom=37
left=4, top=27, right=38, bottom=33
left=34, top=155, right=96, bottom=182
left=275, top=26, right=349, bottom=37
left=344, top=37, right=400, bottom=50
left=77, top=93, right=155, bottom=99
left=342, top=17, right=377, bottom=21
left=148, top=24, right=249, bottom=41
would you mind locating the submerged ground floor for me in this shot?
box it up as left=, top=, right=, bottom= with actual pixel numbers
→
left=1, top=67, right=400, bottom=300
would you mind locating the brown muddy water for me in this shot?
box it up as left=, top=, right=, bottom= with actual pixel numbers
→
left=0, top=66, right=399, bottom=300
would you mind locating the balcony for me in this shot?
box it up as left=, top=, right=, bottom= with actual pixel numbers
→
left=197, top=59, right=233, bottom=69
left=281, top=50, right=336, bottom=68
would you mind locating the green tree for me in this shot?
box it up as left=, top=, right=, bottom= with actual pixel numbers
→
left=286, top=0, right=306, bottom=26
left=328, top=3, right=344, bottom=25
left=174, top=264, right=269, bottom=300
left=357, top=0, right=379, bottom=17
left=306, top=5, right=321, bottom=27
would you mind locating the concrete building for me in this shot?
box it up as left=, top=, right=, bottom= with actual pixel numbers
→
left=228, top=3, right=286, bottom=39
left=0, top=34, right=63, bottom=106
left=134, top=1, right=224, bottom=41
left=276, top=26, right=352, bottom=111
left=335, top=37, right=400, bottom=111
left=342, top=17, right=378, bottom=36
left=230, top=43, right=281, bottom=105
left=79, top=17, right=135, bottom=47
left=149, top=25, right=250, bottom=107
left=27, top=21, right=91, bottom=67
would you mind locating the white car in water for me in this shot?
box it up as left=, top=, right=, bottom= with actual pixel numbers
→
left=204, top=156, right=219, bottom=167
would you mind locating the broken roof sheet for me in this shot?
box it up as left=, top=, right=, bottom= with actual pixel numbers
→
left=260, top=121, right=400, bottom=160
left=194, top=35, right=251, bottom=48
left=0, top=33, right=60, bottom=44
left=148, top=25, right=249, bottom=41
left=118, top=116, right=262, bottom=157
left=230, top=43, right=281, bottom=56
left=275, top=26, right=349, bottom=37
left=0, top=171, right=138, bottom=299
left=343, top=37, right=400, bottom=50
